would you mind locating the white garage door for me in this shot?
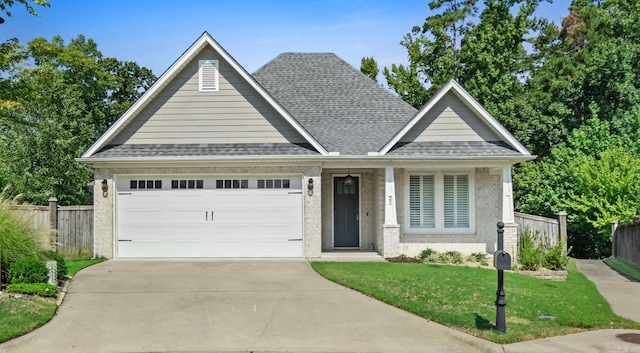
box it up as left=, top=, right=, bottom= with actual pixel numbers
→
left=116, top=177, right=303, bottom=258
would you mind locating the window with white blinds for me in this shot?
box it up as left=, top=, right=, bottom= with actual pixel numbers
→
left=409, top=175, right=435, bottom=228
left=443, top=174, right=469, bottom=228
left=199, top=60, right=219, bottom=92
left=407, top=172, right=473, bottom=233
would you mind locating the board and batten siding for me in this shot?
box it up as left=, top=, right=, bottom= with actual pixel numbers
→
left=400, top=92, right=500, bottom=143
left=111, top=46, right=306, bottom=145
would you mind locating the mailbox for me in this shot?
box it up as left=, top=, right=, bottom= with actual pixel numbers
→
left=493, top=250, right=511, bottom=270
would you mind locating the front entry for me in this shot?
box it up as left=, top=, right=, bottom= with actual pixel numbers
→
left=334, top=176, right=359, bottom=247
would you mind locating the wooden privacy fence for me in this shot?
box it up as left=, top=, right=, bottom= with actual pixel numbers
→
left=612, top=220, right=640, bottom=267
left=11, top=198, right=94, bottom=258
left=514, top=211, right=567, bottom=252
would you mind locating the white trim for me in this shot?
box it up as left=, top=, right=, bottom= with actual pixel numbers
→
left=82, top=32, right=328, bottom=158
left=379, top=80, right=531, bottom=156
left=331, top=174, right=362, bottom=248
left=403, top=169, right=476, bottom=235
left=501, top=167, right=515, bottom=223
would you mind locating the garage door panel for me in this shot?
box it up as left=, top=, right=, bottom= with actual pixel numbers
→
left=117, top=184, right=303, bottom=258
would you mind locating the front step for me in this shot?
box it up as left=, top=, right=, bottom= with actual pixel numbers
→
left=314, top=251, right=386, bottom=262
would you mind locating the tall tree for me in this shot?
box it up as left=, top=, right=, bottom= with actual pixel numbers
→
left=383, top=0, right=478, bottom=107
left=360, top=56, right=379, bottom=82
left=459, top=0, right=545, bottom=144
left=0, top=35, right=156, bottom=205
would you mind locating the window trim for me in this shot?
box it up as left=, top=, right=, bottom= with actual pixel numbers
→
left=404, top=170, right=475, bottom=235
left=198, top=59, right=219, bottom=92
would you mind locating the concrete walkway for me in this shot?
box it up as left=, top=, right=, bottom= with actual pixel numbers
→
left=575, top=259, right=640, bottom=322
left=0, top=260, right=500, bottom=353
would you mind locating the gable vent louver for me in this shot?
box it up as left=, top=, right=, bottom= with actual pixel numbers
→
left=199, top=60, right=219, bottom=92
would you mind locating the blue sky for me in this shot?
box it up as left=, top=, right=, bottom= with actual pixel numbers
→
left=3, top=1, right=570, bottom=77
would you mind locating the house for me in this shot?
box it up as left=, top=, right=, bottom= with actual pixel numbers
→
left=78, top=32, right=534, bottom=259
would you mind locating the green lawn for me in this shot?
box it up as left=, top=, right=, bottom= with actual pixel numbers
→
left=311, top=259, right=640, bottom=344
left=604, top=258, right=640, bottom=282
left=0, top=297, right=57, bottom=343
left=66, top=257, right=106, bottom=276
left=0, top=257, right=107, bottom=343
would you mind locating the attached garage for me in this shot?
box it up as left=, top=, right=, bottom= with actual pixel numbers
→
left=115, top=176, right=304, bottom=258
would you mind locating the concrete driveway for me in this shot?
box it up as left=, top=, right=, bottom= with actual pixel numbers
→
left=0, top=260, right=498, bottom=353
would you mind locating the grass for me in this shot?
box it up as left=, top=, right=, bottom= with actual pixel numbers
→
left=66, top=257, right=107, bottom=276
left=311, top=259, right=640, bottom=344
left=0, top=297, right=57, bottom=343
left=0, top=257, right=106, bottom=343
left=604, top=258, right=640, bottom=282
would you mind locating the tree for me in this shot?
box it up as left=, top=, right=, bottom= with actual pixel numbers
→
left=0, top=0, right=49, bottom=22
left=563, top=147, right=640, bottom=258
left=0, top=35, right=156, bottom=205
left=360, top=57, right=379, bottom=82
left=383, top=0, right=478, bottom=107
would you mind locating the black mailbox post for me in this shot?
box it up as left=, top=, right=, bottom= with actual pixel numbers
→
left=494, top=221, right=509, bottom=334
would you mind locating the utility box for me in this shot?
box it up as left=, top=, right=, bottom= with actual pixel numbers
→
left=493, top=251, right=511, bottom=271
left=46, top=261, right=57, bottom=286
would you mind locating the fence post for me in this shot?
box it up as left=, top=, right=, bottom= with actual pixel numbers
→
left=611, top=220, right=618, bottom=258
left=48, top=197, right=58, bottom=251
left=557, top=211, right=567, bottom=255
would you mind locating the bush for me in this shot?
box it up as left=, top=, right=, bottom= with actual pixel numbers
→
left=6, top=283, right=58, bottom=297
left=419, top=248, right=436, bottom=260
left=468, top=252, right=489, bottom=266
left=518, top=228, right=570, bottom=271
left=445, top=251, right=463, bottom=264
left=41, top=250, right=67, bottom=280
left=9, top=257, right=48, bottom=284
left=0, top=192, right=48, bottom=281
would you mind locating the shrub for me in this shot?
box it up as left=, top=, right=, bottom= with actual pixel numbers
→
left=468, top=252, right=489, bottom=266
left=6, top=283, right=58, bottom=297
left=419, top=248, right=436, bottom=260
left=0, top=192, right=48, bottom=281
left=518, top=228, right=571, bottom=271
left=41, top=250, right=67, bottom=280
left=9, top=257, right=48, bottom=284
left=445, top=251, right=463, bottom=264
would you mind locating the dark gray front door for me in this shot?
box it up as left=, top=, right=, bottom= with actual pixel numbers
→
left=334, top=176, right=359, bottom=247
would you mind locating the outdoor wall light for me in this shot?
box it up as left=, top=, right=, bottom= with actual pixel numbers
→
left=101, top=179, right=108, bottom=197
left=344, top=170, right=354, bottom=187
left=307, top=178, right=314, bottom=196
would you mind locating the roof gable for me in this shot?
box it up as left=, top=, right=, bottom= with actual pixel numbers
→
left=82, top=32, right=328, bottom=158
left=252, top=53, right=418, bottom=155
left=380, top=80, right=531, bottom=156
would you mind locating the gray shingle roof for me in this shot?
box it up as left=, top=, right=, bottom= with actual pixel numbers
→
left=386, top=141, right=521, bottom=157
left=253, top=53, right=418, bottom=155
left=91, top=143, right=319, bottom=158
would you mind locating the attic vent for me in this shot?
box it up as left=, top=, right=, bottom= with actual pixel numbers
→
left=199, top=60, right=219, bottom=92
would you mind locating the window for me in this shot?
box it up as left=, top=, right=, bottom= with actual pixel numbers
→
left=407, top=172, right=473, bottom=233
left=216, top=179, right=248, bottom=189
left=199, top=60, right=219, bottom=92
left=130, top=180, right=162, bottom=190
left=257, top=179, right=290, bottom=189
left=171, top=179, right=204, bottom=189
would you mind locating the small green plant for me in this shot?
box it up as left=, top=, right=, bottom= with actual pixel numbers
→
left=41, top=250, right=67, bottom=281
left=445, top=251, right=463, bottom=264
left=518, top=228, right=570, bottom=271
left=419, top=248, right=436, bottom=260
left=9, top=258, right=48, bottom=284
left=467, top=252, right=489, bottom=266
left=6, top=283, right=58, bottom=297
